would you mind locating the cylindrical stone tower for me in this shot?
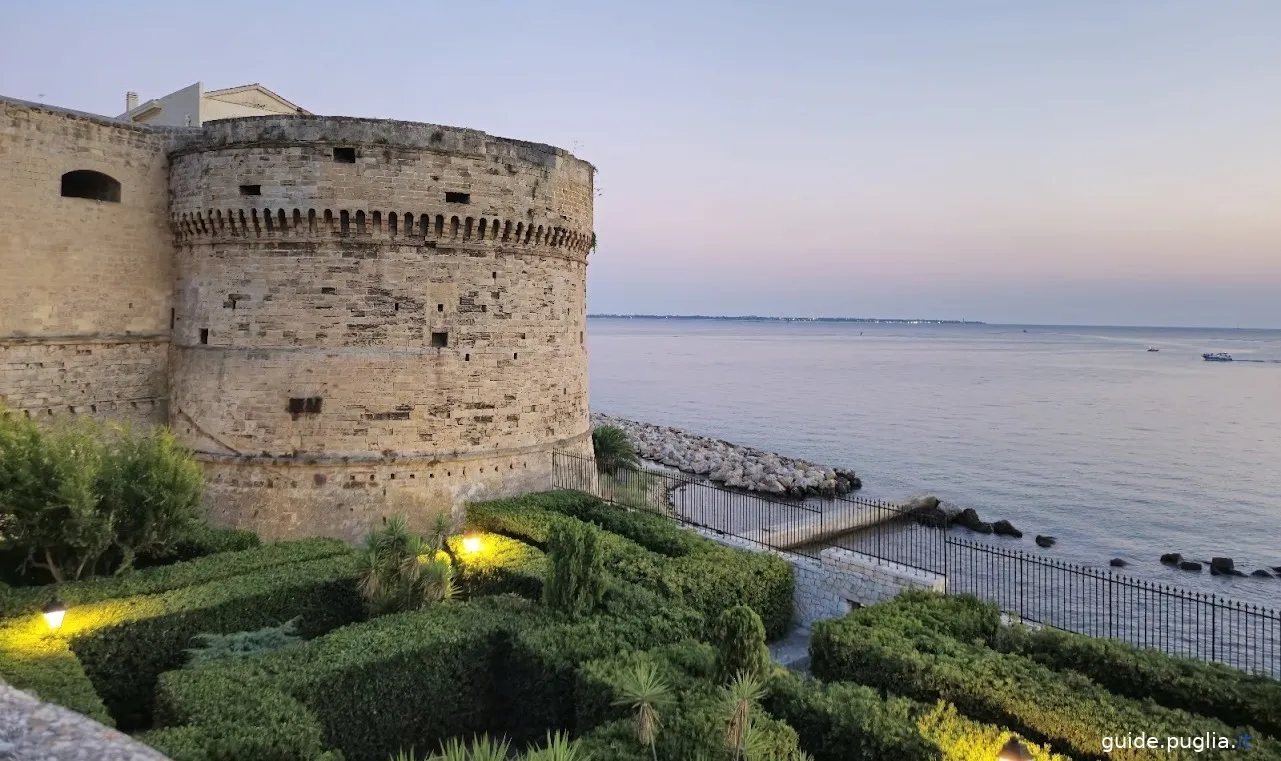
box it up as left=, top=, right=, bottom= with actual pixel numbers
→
left=167, top=116, right=594, bottom=541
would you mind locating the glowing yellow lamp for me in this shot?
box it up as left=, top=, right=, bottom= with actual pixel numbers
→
left=998, top=738, right=1033, bottom=761
left=462, top=535, right=482, bottom=554
left=42, top=599, right=67, bottom=630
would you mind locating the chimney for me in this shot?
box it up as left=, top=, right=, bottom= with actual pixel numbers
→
left=125, top=91, right=138, bottom=112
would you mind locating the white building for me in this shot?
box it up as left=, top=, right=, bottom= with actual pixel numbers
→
left=117, top=82, right=308, bottom=127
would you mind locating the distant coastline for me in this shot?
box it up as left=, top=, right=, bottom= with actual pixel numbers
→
left=587, top=314, right=985, bottom=325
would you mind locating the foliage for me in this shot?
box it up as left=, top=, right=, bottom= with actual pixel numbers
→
left=612, top=660, right=673, bottom=760
left=151, top=596, right=550, bottom=761
left=592, top=425, right=639, bottom=474
left=763, top=671, right=939, bottom=761
left=0, top=409, right=205, bottom=583
left=722, top=670, right=767, bottom=761
left=357, top=517, right=455, bottom=617
left=468, top=493, right=794, bottom=639
left=0, top=536, right=349, bottom=619
left=450, top=531, right=547, bottom=601
left=809, top=595, right=1279, bottom=761
left=994, top=621, right=1281, bottom=740
left=389, top=732, right=591, bottom=761
left=185, top=617, right=304, bottom=667
left=532, top=490, right=700, bottom=557
left=712, top=605, right=771, bottom=683
left=542, top=519, right=606, bottom=618
left=0, top=538, right=356, bottom=727
left=67, top=553, right=363, bottom=730
left=916, top=702, right=1067, bottom=761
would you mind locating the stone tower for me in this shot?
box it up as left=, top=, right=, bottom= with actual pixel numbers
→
left=1, top=98, right=595, bottom=542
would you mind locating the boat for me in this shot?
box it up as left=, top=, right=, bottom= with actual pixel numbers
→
left=1147, top=346, right=1159, bottom=352
left=1202, top=352, right=1233, bottom=362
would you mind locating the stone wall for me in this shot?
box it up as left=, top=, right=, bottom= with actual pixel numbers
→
left=0, top=97, right=177, bottom=425
left=166, top=116, right=594, bottom=540
left=688, top=527, right=946, bottom=628
left=0, top=681, right=171, bottom=760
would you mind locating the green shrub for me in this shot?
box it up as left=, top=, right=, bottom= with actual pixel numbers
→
left=152, top=596, right=550, bottom=761
left=144, top=525, right=261, bottom=566
left=763, top=670, right=938, bottom=761
left=916, top=702, right=1067, bottom=761
left=810, top=605, right=1278, bottom=761
left=69, top=552, right=364, bottom=730
left=451, top=532, right=546, bottom=600
left=533, top=489, right=699, bottom=557
left=995, top=623, right=1281, bottom=740
left=185, top=617, right=304, bottom=667
left=543, top=519, right=606, bottom=618
left=712, top=605, right=771, bottom=683
left=356, top=517, right=454, bottom=617
left=0, top=536, right=350, bottom=618
left=0, top=411, right=205, bottom=582
left=468, top=494, right=794, bottom=639
left=575, top=641, right=803, bottom=760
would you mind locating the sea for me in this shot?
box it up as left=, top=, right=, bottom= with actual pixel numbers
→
left=587, top=317, right=1281, bottom=609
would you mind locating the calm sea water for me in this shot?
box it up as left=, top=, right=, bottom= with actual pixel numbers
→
left=588, top=318, right=1281, bottom=607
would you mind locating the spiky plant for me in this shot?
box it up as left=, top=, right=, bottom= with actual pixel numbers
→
left=591, top=425, right=638, bottom=475
left=611, top=661, right=672, bottom=761
left=389, top=750, right=418, bottom=761
left=428, top=512, right=458, bottom=564
left=358, top=517, right=455, bottom=616
left=524, top=731, right=592, bottom=761
left=722, top=670, right=766, bottom=761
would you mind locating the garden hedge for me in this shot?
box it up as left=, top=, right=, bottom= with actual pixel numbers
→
left=0, top=537, right=350, bottom=618
left=996, top=623, right=1281, bottom=740
left=573, top=640, right=804, bottom=760
left=71, top=552, right=364, bottom=730
left=0, top=538, right=358, bottom=727
left=450, top=532, right=547, bottom=601
left=152, top=589, right=704, bottom=761
left=468, top=492, right=794, bottom=638
left=811, top=601, right=1279, bottom=761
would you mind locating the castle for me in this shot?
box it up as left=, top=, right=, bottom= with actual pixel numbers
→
left=0, top=90, right=595, bottom=542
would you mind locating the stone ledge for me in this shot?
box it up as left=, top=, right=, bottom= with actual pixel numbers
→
left=0, top=682, right=171, bottom=760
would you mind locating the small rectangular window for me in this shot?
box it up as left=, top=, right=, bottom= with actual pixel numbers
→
left=437, top=303, right=444, bottom=312
left=445, top=192, right=470, bottom=204
left=199, top=328, right=209, bottom=344
left=170, top=309, right=176, bottom=330
left=288, top=398, right=306, bottom=414
left=239, top=184, right=261, bottom=196
left=332, top=147, right=356, bottom=163
left=304, top=397, right=323, bottom=413
left=431, top=332, right=448, bottom=348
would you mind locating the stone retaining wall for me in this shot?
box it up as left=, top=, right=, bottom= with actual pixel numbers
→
left=688, top=525, right=946, bottom=627
left=0, top=682, right=171, bottom=760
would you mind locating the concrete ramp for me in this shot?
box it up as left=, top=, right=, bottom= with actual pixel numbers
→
left=743, top=503, right=904, bottom=550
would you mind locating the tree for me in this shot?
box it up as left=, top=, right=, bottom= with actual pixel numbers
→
left=542, top=519, right=606, bottom=618
left=612, top=661, right=672, bottom=761
left=712, top=606, right=771, bottom=684
left=592, top=425, right=638, bottom=475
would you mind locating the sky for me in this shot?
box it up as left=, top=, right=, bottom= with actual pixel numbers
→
left=3, top=1, right=1279, bottom=327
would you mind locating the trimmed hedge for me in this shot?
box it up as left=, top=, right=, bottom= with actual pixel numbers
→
left=0, top=537, right=350, bottom=619
left=533, top=489, right=703, bottom=557
left=763, top=670, right=940, bottom=761
left=0, top=538, right=357, bottom=727
left=917, top=702, right=1069, bottom=761
left=811, top=601, right=1279, bottom=761
left=996, top=623, right=1281, bottom=740
left=468, top=493, right=794, bottom=638
left=574, top=641, right=804, bottom=760
left=450, top=532, right=547, bottom=601
left=151, top=591, right=703, bottom=761
left=71, top=552, right=364, bottom=730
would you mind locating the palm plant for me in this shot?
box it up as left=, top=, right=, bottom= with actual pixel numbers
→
left=423, top=734, right=511, bottom=761
left=611, top=661, right=672, bottom=761
left=358, top=516, right=455, bottom=616
left=722, top=671, right=766, bottom=761
left=591, top=425, right=638, bottom=475
left=524, top=731, right=592, bottom=761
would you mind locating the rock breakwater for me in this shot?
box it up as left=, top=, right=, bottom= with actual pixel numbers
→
left=592, top=413, right=861, bottom=498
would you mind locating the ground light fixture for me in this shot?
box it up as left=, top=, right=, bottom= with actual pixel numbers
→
left=42, top=599, right=67, bottom=630
left=462, top=534, right=482, bottom=554
left=998, top=738, right=1034, bottom=761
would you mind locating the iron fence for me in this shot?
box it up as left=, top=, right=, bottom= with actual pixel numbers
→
left=551, top=450, right=1281, bottom=677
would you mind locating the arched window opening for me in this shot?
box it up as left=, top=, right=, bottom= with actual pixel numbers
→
left=60, top=170, right=121, bottom=202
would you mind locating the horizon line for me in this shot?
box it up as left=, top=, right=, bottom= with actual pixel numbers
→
left=586, top=314, right=1279, bottom=331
